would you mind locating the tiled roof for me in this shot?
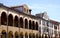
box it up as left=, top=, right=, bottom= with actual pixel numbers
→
left=49, top=19, right=60, bottom=25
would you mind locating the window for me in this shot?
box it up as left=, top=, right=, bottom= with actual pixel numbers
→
left=54, top=25, right=57, bottom=29
left=42, top=20, right=45, bottom=25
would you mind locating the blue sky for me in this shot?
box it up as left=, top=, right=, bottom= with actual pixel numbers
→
left=0, top=0, right=60, bottom=22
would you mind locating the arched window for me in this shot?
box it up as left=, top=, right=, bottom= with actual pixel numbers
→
left=1, top=12, right=7, bottom=25
left=1, top=30, right=6, bottom=38
left=8, top=31, right=13, bottom=38
left=32, top=21, right=35, bottom=30
left=29, top=20, right=32, bottom=29
left=33, top=34, right=35, bottom=38
left=15, top=32, right=19, bottom=38
left=45, top=35, right=47, bottom=38
left=36, top=34, right=38, bottom=38
left=36, top=22, right=38, bottom=30
left=20, top=32, right=23, bottom=38
left=25, top=33, right=28, bottom=38
left=14, top=16, right=18, bottom=27
left=8, top=14, right=13, bottom=26
left=25, top=19, right=28, bottom=29
left=20, top=17, right=23, bottom=28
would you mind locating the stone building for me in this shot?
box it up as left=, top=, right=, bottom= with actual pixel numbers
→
left=0, top=4, right=39, bottom=38
left=0, top=3, right=60, bottom=38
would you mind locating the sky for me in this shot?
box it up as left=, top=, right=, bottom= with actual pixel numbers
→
left=0, top=0, right=60, bottom=22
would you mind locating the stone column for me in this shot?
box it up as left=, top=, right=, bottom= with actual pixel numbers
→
left=41, top=20, right=43, bottom=36
left=28, top=20, right=29, bottom=29
left=53, top=24, right=54, bottom=38
left=23, top=18, right=25, bottom=29
left=0, top=12, right=1, bottom=38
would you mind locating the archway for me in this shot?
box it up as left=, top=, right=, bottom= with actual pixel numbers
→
left=15, top=31, right=19, bottom=38
left=1, top=12, right=7, bottom=25
left=14, top=16, right=18, bottom=27
left=36, top=22, right=38, bottom=30
left=25, top=19, right=28, bottom=29
left=25, top=32, right=28, bottom=38
left=8, top=14, right=13, bottom=26
left=36, top=34, right=38, bottom=38
left=29, top=33, right=32, bottom=38
left=29, top=20, right=32, bottom=29
left=20, top=32, right=23, bottom=38
left=32, top=33, right=35, bottom=38
left=39, top=34, right=41, bottom=38
left=8, top=31, right=13, bottom=38
left=32, top=21, right=35, bottom=30
left=45, top=35, right=47, bottom=38
left=20, top=17, right=23, bottom=28
left=1, top=30, right=6, bottom=38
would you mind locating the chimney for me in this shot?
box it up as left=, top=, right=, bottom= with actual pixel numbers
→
left=29, top=9, right=32, bottom=15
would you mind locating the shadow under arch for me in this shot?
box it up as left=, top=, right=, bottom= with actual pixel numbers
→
left=25, top=32, right=28, bottom=38
left=36, top=34, right=38, bottom=38
left=45, top=34, right=47, bottom=38
left=20, top=17, right=23, bottom=28
left=1, top=30, right=6, bottom=38
left=29, top=20, right=32, bottom=29
left=14, top=16, right=18, bottom=27
left=29, top=33, right=32, bottom=38
left=32, top=33, right=35, bottom=38
left=25, top=19, right=28, bottom=29
left=36, top=22, right=38, bottom=30
left=20, top=32, right=23, bottom=38
left=15, top=31, right=19, bottom=38
left=8, top=31, right=13, bottom=38
left=1, top=12, right=7, bottom=25
left=8, top=14, right=13, bottom=26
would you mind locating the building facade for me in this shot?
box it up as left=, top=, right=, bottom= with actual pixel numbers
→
left=0, top=3, right=60, bottom=38
left=0, top=4, right=39, bottom=38
left=36, top=12, right=60, bottom=38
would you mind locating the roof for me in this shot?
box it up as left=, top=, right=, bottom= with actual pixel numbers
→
left=0, top=4, right=40, bottom=20
left=49, top=19, right=60, bottom=25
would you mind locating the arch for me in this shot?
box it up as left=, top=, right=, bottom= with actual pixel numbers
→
left=25, top=19, right=28, bottom=29
left=36, top=22, right=38, bottom=30
left=45, top=34, right=47, bottom=38
left=20, top=17, right=23, bottom=28
left=32, top=21, right=35, bottom=30
left=36, top=34, right=38, bottom=38
left=15, top=31, right=19, bottom=38
left=39, top=34, right=41, bottom=38
left=8, top=31, right=13, bottom=38
left=29, top=20, right=32, bottom=29
left=32, top=33, right=35, bottom=38
left=29, top=33, right=32, bottom=38
left=8, top=14, right=13, bottom=26
left=20, top=32, right=23, bottom=38
left=14, top=16, right=18, bottom=27
left=25, top=32, right=28, bottom=38
left=42, top=34, right=44, bottom=38
left=1, top=12, right=7, bottom=25
left=1, top=30, right=6, bottom=38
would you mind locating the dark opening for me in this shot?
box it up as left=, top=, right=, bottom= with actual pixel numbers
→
left=29, top=20, right=32, bottom=29
left=14, top=16, right=18, bottom=27
left=20, top=17, right=23, bottom=28
left=32, top=21, right=35, bottom=30
left=25, top=19, right=28, bottom=29
left=36, top=22, right=38, bottom=30
left=1, top=31, right=6, bottom=38
left=8, top=14, right=13, bottom=26
left=1, top=12, right=7, bottom=25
